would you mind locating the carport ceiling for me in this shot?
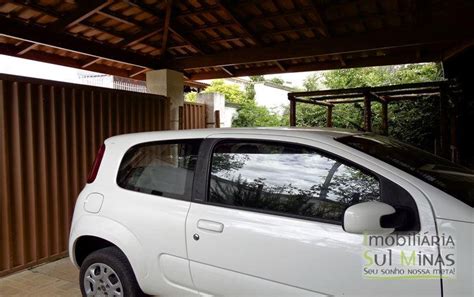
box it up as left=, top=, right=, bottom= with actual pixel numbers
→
left=0, top=0, right=473, bottom=81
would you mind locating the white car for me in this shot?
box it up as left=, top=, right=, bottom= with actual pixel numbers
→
left=69, top=128, right=473, bottom=297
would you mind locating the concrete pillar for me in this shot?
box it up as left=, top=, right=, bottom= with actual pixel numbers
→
left=146, top=69, right=184, bottom=130
left=197, top=92, right=225, bottom=128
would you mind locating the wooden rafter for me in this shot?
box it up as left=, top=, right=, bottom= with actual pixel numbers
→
left=184, top=21, right=235, bottom=34
left=260, top=24, right=321, bottom=37
left=80, top=20, right=129, bottom=40
left=165, top=22, right=470, bottom=70
left=160, top=0, right=173, bottom=58
left=0, top=43, right=132, bottom=77
left=306, top=0, right=346, bottom=66
left=177, top=4, right=221, bottom=18
left=274, top=61, right=286, bottom=71
left=123, top=0, right=205, bottom=55
left=221, top=67, right=234, bottom=76
left=130, top=68, right=149, bottom=78
left=81, top=57, right=102, bottom=68
left=96, top=10, right=139, bottom=27
left=0, top=16, right=158, bottom=68
left=247, top=6, right=316, bottom=23
left=443, top=39, right=474, bottom=60
left=125, top=0, right=161, bottom=16
left=16, top=42, right=37, bottom=55
left=219, top=0, right=261, bottom=46
left=168, top=28, right=204, bottom=54
left=186, top=52, right=441, bottom=80
left=49, top=0, right=112, bottom=31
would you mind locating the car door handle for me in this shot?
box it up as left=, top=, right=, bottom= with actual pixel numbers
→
left=197, top=219, right=224, bottom=233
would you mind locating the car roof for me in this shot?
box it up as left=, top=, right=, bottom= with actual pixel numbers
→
left=105, top=127, right=361, bottom=147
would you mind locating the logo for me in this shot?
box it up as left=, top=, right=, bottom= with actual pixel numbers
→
left=362, top=232, right=456, bottom=279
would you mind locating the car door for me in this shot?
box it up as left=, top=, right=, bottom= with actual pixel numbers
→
left=106, top=139, right=202, bottom=296
left=186, top=134, right=441, bottom=296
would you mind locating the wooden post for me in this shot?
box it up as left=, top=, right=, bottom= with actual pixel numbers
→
left=381, top=101, right=388, bottom=135
left=439, top=87, right=449, bottom=158
left=214, top=110, right=221, bottom=128
left=326, top=106, right=333, bottom=128
left=178, top=105, right=184, bottom=130
left=289, top=95, right=296, bottom=127
left=363, top=93, right=372, bottom=132
left=449, top=92, right=458, bottom=163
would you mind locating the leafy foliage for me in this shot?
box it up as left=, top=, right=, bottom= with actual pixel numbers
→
left=232, top=101, right=283, bottom=127
left=288, top=63, right=443, bottom=151
left=268, top=77, right=285, bottom=85
left=185, top=91, right=197, bottom=102
left=302, top=73, right=321, bottom=91
left=203, top=79, right=251, bottom=104
left=196, top=78, right=283, bottom=127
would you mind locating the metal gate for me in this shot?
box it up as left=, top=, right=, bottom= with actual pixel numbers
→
left=180, top=101, right=206, bottom=129
left=0, top=74, right=170, bottom=276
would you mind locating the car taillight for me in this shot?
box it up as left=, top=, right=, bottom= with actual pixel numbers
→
left=87, top=144, right=106, bottom=183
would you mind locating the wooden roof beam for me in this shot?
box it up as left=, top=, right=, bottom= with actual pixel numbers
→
left=165, top=23, right=469, bottom=70
left=80, top=20, right=130, bottom=40
left=293, top=98, right=334, bottom=107
left=0, top=16, right=159, bottom=68
left=130, top=68, right=149, bottom=78
left=48, top=0, right=113, bottom=31
left=247, top=7, right=315, bottom=23
left=443, top=39, right=474, bottom=60
left=184, top=22, right=235, bottom=34
left=177, top=4, right=221, bottom=18
left=305, top=1, right=346, bottom=67
left=168, top=27, right=205, bottom=54
left=219, top=0, right=262, bottom=46
left=160, top=0, right=173, bottom=58
left=275, top=61, right=286, bottom=71
left=221, top=66, right=234, bottom=76
left=81, top=57, right=102, bottom=68
left=16, top=42, right=38, bottom=55
left=260, top=25, right=321, bottom=37
left=96, top=10, right=140, bottom=27
left=124, top=0, right=205, bottom=54
left=369, top=92, right=388, bottom=103
left=10, top=0, right=61, bottom=18
left=125, top=0, right=162, bottom=18
left=186, top=52, right=441, bottom=80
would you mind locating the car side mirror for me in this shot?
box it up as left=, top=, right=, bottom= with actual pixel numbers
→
left=343, top=201, right=398, bottom=235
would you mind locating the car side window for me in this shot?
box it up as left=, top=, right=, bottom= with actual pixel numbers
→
left=117, top=139, right=201, bottom=200
left=208, top=141, right=380, bottom=223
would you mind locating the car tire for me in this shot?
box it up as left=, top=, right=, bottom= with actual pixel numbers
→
left=79, top=246, right=146, bottom=297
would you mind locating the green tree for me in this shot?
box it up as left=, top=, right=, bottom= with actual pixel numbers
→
left=185, top=92, right=197, bottom=102
left=201, top=78, right=282, bottom=127
left=203, top=80, right=250, bottom=104
left=292, top=63, right=443, bottom=151
left=232, top=101, right=283, bottom=127
left=268, top=77, right=285, bottom=85
left=303, top=73, right=320, bottom=91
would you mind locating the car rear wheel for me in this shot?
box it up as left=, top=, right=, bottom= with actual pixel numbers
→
left=80, top=246, right=145, bottom=297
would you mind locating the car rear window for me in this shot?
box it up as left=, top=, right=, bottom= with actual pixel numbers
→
left=117, top=139, right=201, bottom=200
left=337, top=134, right=474, bottom=207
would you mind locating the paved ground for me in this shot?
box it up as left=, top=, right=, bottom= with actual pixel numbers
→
left=0, top=257, right=81, bottom=297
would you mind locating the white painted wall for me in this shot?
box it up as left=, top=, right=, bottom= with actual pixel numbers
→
left=254, top=83, right=290, bottom=115
left=223, top=105, right=238, bottom=127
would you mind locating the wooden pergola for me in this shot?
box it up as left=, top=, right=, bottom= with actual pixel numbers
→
left=0, top=0, right=473, bottom=82
left=288, top=81, right=461, bottom=158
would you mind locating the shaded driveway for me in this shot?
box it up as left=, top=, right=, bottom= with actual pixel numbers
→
left=0, top=258, right=80, bottom=296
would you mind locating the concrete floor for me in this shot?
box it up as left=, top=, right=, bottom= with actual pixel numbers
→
left=0, top=258, right=81, bottom=297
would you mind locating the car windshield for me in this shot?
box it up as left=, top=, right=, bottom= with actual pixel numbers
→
left=337, top=134, right=474, bottom=207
